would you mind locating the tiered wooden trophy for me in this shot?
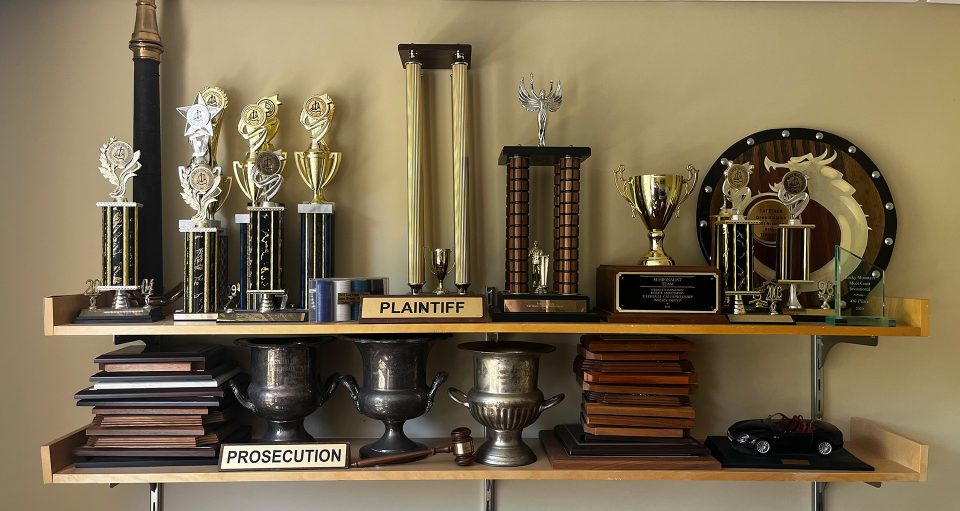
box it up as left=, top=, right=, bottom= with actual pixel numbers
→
left=493, top=75, right=596, bottom=322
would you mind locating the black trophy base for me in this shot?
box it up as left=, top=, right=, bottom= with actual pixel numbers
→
left=493, top=292, right=601, bottom=322
left=217, top=309, right=307, bottom=323
left=74, top=306, right=163, bottom=324
left=705, top=436, right=873, bottom=471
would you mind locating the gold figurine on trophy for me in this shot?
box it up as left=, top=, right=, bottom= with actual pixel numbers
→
left=295, top=94, right=341, bottom=204
left=234, top=95, right=287, bottom=207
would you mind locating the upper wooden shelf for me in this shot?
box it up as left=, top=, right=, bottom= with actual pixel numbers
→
left=44, top=295, right=929, bottom=338
left=41, top=418, right=926, bottom=485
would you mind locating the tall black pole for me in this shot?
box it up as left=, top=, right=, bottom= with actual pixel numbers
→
left=130, top=0, right=164, bottom=292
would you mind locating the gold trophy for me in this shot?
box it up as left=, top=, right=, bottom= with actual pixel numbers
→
left=295, top=94, right=341, bottom=306
left=295, top=94, right=341, bottom=204
left=221, top=95, right=301, bottom=322
left=614, top=164, right=698, bottom=266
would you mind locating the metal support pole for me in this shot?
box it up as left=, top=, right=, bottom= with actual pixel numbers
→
left=451, top=52, right=471, bottom=294
left=810, top=334, right=879, bottom=511
left=149, top=483, right=163, bottom=511
left=404, top=53, right=425, bottom=294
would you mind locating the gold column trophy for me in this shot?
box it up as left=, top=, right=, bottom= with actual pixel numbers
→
left=772, top=169, right=815, bottom=311
left=75, top=138, right=162, bottom=322
left=713, top=161, right=764, bottom=317
left=358, top=44, right=486, bottom=323
left=220, top=95, right=304, bottom=322
left=596, top=165, right=723, bottom=323
left=295, top=94, right=340, bottom=307
left=174, top=87, right=230, bottom=320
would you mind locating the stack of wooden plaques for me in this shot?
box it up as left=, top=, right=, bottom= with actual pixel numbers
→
left=576, top=335, right=697, bottom=438
left=540, top=335, right=719, bottom=470
left=72, top=344, right=248, bottom=468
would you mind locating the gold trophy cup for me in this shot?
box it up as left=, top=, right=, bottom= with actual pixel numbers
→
left=295, top=94, right=342, bottom=204
left=615, top=164, right=699, bottom=266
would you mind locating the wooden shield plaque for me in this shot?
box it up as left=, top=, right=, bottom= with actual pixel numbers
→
left=695, top=128, right=897, bottom=306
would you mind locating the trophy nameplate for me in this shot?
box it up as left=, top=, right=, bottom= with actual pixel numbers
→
left=359, top=295, right=487, bottom=323
left=596, top=265, right=726, bottom=324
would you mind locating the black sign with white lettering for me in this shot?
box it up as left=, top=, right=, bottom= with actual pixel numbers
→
left=617, top=272, right=720, bottom=313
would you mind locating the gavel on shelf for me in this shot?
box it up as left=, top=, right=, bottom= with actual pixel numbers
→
left=350, top=427, right=475, bottom=468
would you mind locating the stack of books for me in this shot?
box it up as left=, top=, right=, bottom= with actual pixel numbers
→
left=575, top=335, right=697, bottom=438
left=538, top=334, right=720, bottom=469
left=72, top=344, right=248, bottom=468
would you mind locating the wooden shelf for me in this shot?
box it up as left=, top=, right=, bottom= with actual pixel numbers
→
left=41, top=418, right=926, bottom=485
left=43, top=295, right=929, bottom=338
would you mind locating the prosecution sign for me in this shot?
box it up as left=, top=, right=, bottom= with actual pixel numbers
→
left=219, top=443, right=350, bottom=471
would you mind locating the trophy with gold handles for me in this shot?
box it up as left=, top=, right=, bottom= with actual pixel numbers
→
left=221, top=95, right=303, bottom=322
left=75, top=138, right=162, bottom=323
left=294, top=94, right=341, bottom=306
left=174, top=87, right=231, bottom=320
left=614, top=164, right=698, bottom=266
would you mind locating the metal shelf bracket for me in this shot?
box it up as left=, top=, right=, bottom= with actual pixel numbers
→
left=149, top=482, right=163, bottom=511
left=810, top=334, right=879, bottom=511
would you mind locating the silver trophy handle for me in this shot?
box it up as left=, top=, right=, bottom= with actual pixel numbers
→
left=228, top=377, right=257, bottom=413
left=424, top=371, right=449, bottom=413
left=338, top=374, right=362, bottom=412
left=447, top=387, right=470, bottom=408
left=539, top=393, right=565, bottom=413
left=317, top=373, right=341, bottom=407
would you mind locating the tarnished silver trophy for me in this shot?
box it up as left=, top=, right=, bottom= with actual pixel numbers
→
left=175, top=87, right=230, bottom=320
left=339, top=336, right=448, bottom=459
left=448, top=341, right=564, bottom=467
left=615, top=164, right=699, bottom=266
left=229, top=337, right=340, bottom=442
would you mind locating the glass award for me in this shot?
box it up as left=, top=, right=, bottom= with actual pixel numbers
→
left=826, top=245, right=895, bottom=326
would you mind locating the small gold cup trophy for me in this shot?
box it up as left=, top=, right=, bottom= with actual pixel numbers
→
left=220, top=95, right=303, bottom=322
left=295, top=94, right=341, bottom=306
left=174, top=87, right=231, bottom=320
left=75, top=138, right=161, bottom=322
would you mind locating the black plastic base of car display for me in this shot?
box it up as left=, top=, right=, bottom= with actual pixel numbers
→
left=705, top=436, right=874, bottom=471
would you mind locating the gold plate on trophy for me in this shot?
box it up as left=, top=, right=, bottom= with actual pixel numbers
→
left=201, top=86, right=227, bottom=110
left=695, top=128, right=897, bottom=308
left=188, top=165, right=215, bottom=193
left=257, top=95, right=280, bottom=119
left=106, top=140, right=134, bottom=167
left=303, top=94, right=330, bottom=119
left=240, top=104, right=266, bottom=128
left=255, top=151, right=282, bottom=176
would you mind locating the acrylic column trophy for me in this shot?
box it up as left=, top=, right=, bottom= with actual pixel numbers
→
left=772, top=169, right=814, bottom=310
left=295, top=94, right=341, bottom=306
left=713, top=161, right=761, bottom=316
left=220, top=95, right=303, bottom=322
left=174, top=87, right=230, bottom=320
left=76, top=138, right=161, bottom=322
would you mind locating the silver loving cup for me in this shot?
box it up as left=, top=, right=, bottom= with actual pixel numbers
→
left=448, top=341, right=564, bottom=467
left=230, top=337, right=340, bottom=443
left=339, top=335, right=448, bottom=459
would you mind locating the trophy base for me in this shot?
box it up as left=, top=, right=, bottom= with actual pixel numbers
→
left=493, top=292, right=601, bottom=323
left=596, top=265, right=722, bottom=321
left=216, top=310, right=307, bottom=323
left=75, top=307, right=163, bottom=324
left=173, top=311, right=219, bottom=321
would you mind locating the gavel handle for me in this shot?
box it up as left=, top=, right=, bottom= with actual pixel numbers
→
left=350, top=446, right=452, bottom=468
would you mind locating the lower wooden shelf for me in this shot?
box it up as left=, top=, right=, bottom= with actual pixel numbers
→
left=41, top=418, right=926, bottom=485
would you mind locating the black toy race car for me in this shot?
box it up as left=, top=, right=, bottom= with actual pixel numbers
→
left=727, top=413, right=843, bottom=456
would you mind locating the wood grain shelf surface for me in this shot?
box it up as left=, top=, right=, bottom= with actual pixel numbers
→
left=41, top=418, right=926, bottom=485
left=43, top=295, right=930, bottom=338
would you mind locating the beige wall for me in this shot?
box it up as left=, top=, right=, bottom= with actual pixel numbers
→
left=1, top=0, right=957, bottom=509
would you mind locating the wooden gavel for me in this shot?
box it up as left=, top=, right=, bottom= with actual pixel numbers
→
left=350, top=427, right=475, bottom=468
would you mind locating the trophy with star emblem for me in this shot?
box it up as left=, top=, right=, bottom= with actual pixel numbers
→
left=221, top=94, right=302, bottom=322
left=174, top=87, right=231, bottom=320
left=75, top=138, right=162, bottom=322
left=294, top=93, right=341, bottom=305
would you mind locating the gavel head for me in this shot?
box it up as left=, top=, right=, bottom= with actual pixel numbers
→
left=450, top=427, right=475, bottom=466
